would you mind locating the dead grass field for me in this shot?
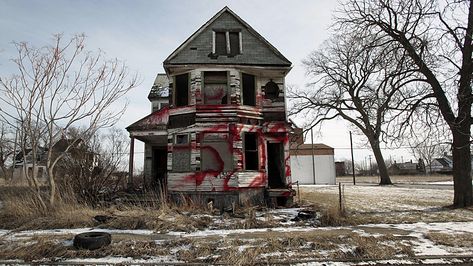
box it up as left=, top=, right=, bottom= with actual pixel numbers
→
left=336, top=174, right=453, bottom=184
left=0, top=227, right=416, bottom=264
left=299, top=183, right=473, bottom=225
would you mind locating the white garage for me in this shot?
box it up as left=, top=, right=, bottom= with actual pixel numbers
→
left=290, top=143, right=336, bottom=185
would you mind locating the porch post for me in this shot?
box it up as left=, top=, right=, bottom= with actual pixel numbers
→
left=128, top=136, right=135, bottom=189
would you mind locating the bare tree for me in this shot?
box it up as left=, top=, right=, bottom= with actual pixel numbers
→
left=337, top=0, right=473, bottom=207
left=290, top=32, right=425, bottom=185
left=0, top=123, right=14, bottom=181
left=0, top=34, right=138, bottom=206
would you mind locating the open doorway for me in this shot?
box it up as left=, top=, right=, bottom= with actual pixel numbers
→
left=267, top=142, right=285, bottom=189
left=152, top=147, right=167, bottom=192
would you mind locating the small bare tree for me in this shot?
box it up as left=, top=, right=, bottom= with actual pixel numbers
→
left=291, top=32, right=426, bottom=185
left=57, top=127, right=129, bottom=206
left=0, top=34, right=138, bottom=206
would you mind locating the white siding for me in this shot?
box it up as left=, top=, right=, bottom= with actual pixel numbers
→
left=290, top=155, right=336, bottom=185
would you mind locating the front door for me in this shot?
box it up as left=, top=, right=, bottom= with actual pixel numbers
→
left=152, top=147, right=168, bottom=192
left=267, top=142, right=285, bottom=189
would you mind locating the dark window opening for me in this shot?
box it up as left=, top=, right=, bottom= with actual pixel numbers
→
left=244, top=133, right=258, bottom=170
left=265, top=81, right=279, bottom=100
left=203, top=71, right=228, bottom=104
left=242, top=73, right=256, bottom=106
left=175, top=73, right=189, bottom=107
left=175, top=134, right=189, bottom=145
left=215, top=32, right=227, bottom=55
left=229, top=32, right=240, bottom=56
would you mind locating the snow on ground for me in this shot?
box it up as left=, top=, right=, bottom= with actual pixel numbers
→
left=300, top=184, right=453, bottom=212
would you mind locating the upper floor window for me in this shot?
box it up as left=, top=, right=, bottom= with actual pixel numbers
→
left=174, top=73, right=189, bottom=107
left=242, top=73, right=256, bottom=106
left=213, top=30, right=241, bottom=56
left=203, top=71, right=228, bottom=104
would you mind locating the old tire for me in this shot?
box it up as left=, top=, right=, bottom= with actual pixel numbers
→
left=73, top=232, right=111, bottom=250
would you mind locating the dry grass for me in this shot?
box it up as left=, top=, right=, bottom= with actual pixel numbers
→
left=299, top=184, right=473, bottom=225
left=425, top=232, right=473, bottom=247
left=336, top=174, right=452, bottom=184
left=0, top=187, right=99, bottom=230
left=0, top=228, right=416, bottom=264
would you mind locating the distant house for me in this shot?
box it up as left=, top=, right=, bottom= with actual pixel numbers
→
left=388, top=159, right=426, bottom=175
left=12, top=138, right=96, bottom=182
left=13, top=147, right=48, bottom=182
left=430, top=154, right=453, bottom=174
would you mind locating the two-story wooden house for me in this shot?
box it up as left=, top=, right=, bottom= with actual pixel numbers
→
left=127, top=7, right=294, bottom=207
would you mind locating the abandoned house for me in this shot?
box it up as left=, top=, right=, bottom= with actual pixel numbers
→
left=126, top=7, right=295, bottom=207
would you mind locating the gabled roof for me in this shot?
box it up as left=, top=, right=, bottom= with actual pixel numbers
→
left=164, top=6, right=292, bottom=67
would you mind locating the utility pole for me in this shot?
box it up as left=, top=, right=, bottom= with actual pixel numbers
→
left=368, top=155, right=372, bottom=176
left=310, top=127, right=316, bottom=185
left=350, top=131, right=355, bottom=185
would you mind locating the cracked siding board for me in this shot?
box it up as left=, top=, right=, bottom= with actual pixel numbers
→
left=168, top=172, right=196, bottom=191
left=237, top=171, right=266, bottom=187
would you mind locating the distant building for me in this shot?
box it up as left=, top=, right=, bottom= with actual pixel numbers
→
left=335, top=161, right=346, bottom=176
left=289, top=143, right=336, bottom=185
left=430, top=154, right=453, bottom=174
left=388, top=159, right=425, bottom=175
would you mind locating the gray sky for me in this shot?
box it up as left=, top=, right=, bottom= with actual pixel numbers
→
left=0, top=0, right=413, bottom=167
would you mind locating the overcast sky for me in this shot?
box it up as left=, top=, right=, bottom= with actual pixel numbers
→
left=0, top=0, right=414, bottom=167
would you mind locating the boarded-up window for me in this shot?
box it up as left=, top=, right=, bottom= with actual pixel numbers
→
left=175, top=74, right=188, bottom=107
left=244, top=133, right=258, bottom=170
left=215, top=32, right=227, bottom=55
left=203, top=71, right=228, bottom=104
left=173, top=134, right=190, bottom=172
left=214, top=31, right=241, bottom=56
left=229, top=32, right=240, bottom=56
left=242, top=73, right=256, bottom=106
left=201, top=133, right=232, bottom=172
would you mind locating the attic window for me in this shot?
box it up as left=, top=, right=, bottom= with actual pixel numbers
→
left=213, top=30, right=241, bottom=56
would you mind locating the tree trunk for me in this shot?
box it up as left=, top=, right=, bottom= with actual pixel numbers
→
left=452, top=128, right=472, bottom=207
left=48, top=167, right=56, bottom=205
left=369, top=139, right=392, bottom=185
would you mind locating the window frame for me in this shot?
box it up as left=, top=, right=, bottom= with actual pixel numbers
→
left=202, top=71, right=229, bottom=105
left=212, top=30, right=242, bottom=56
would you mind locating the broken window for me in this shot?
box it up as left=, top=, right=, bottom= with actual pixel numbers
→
left=244, top=133, right=258, bottom=170
left=201, top=133, right=232, bottom=172
left=214, top=31, right=241, bottom=56
left=175, top=73, right=189, bottom=107
left=242, top=73, right=256, bottom=106
left=203, top=71, right=228, bottom=104
left=173, top=134, right=190, bottom=172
